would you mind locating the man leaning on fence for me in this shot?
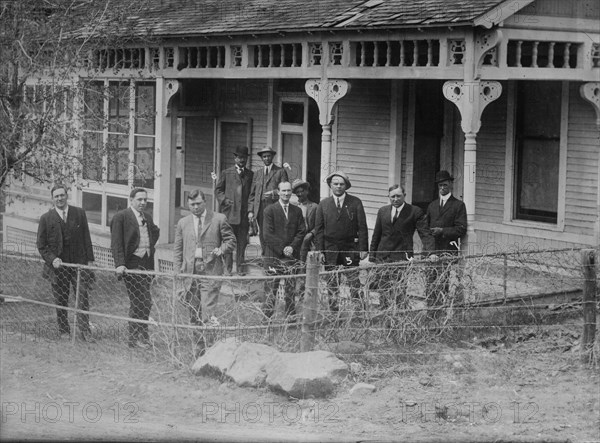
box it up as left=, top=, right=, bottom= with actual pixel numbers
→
left=37, top=184, right=95, bottom=341
left=369, top=184, right=432, bottom=310
left=174, top=190, right=236, bottom=351
left=315, top=171, right=368, bottom=312
left=262, top=181, right=306, bottom=322
left=425, top=170, right=467, bottom=315
left=110, top=188, right=160, bottom=349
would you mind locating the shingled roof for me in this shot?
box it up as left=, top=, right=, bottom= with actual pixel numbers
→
left=129, top=0, right=513, bottom=37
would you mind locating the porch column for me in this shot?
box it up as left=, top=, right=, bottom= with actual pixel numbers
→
left=443, top=80, right=501, bottom=253
left=305, top=79, right=350, bottom=199
left=154, top=78, right=179, bottom=243
left=579, top=82, right=600, bottom=245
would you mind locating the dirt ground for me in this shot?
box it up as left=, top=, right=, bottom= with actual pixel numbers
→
left=1, top=317, right=598, bottom=443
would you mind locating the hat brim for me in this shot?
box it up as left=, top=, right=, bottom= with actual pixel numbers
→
left=257, top=150, right=276, bottom=157
left=326, top=174, right=351, bottom=189
left=292, top=181, right=309, bottom=191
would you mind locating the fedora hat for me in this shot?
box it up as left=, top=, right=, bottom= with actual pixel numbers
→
left=435, top=170, right=454, bottom=183
left=291, top=178, right=310, bottom=192
left=256, top=147, right=277, bottom=157
left=233, top=146, right=249, bottom=157
left=325, top=171, right=352, bottom=189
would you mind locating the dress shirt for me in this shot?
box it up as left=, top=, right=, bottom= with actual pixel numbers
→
left=55, top=206, right=69, bottom=222
left=131, top=207, right=150, bottom=258
left=439, top=193, right=451, bottom=207
left=391, top=203, right=405, bottom=220
left=335, top=194, right=346, bottom=209
left=193, top=212, right=206, bottom=258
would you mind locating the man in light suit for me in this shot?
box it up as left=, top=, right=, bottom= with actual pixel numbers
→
left=370, top=184, right=432, bottom=309
left=215, top=146, right=253, bottom=276
left=262, top=181, right=306, bottom=320
left=173, top=189, right=236, bottom=328
left=37, top=184, right=95, bottom=340
left=425, top=170, right=468, bottom=314
left=111, top=188, right=160, bottom=349
left=315, top=171, right=368, bottom=312
left=248, top=147, right=288, bottom=252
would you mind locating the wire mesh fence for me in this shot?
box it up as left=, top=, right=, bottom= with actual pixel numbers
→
left=0, top=247, right=595, bottom=368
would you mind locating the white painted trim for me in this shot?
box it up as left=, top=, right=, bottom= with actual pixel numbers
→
left=277, top=96, right=309, bottom=179
left=557, top=81, right=569, bottom=231
left=267, top=79, right=274, bottom=151
left=503, top=81, right=516, bottom=223
left=388, top=80, right=398, bottom=186
left=475, top=220, right=595, bottom=246
left=503, top=16, right=600, bottom=34
left=405, top=80, right=416, bottom=202
left=473, top=0, right=535, bottom=29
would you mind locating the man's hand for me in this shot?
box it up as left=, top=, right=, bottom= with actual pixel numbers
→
left=212, top=247, right=223, bottom=257
left=248, top=212, right=254, bottom=221
left=430, top=227, right=443, bottom=237
left=52, top=258, right=62, bottom=269
left=116, top=265, right=127, bottom=276
left=359, top=251, right=368, bottom=260
left=283, top=246, right=293, bottom=257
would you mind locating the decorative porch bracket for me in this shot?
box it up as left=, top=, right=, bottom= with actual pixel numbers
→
left=580, top=82, right=600, bottom=127
left=165, top=80, right=180, bottom=116
left=579, top=82, right=600, bottom=245
left=475, top=29, right=502, bottom=76
left=443, top=80, right=502, bottom=252
left=305, top=79, right=351, bottom=199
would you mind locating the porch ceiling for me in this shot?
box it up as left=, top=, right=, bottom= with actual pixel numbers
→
left=131, top=0, right=508, bottom=37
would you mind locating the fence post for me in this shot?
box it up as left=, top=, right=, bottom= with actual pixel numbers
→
left=502, top=253, right=507, bottom=299
left=581, top=249, right=597, bottom=364
left=301, top=251, right=320, bottom=352
left=72, top=267, right=82, bottom=344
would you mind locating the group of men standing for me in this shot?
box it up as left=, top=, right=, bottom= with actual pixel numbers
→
left=36, top=145, right=466, bottom=348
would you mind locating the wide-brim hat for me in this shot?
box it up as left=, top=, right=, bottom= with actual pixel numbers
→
left=256, top=147, right=277, bottom=157
left=325, top=171, right=352, bottom=189
left=435, top=170, right=454, bottom=183
left=291, top=178, right=310, bottom=192
left=233, top=146, right=249, bottom=157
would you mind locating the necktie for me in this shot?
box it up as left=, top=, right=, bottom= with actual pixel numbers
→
left=337, top=198, right=341, bottom=209
left=284, top=205, right=288, bottom=219
left=440, top=199, right=444, bottom=209
left=62, top=210, right=66, bottom=223
left=197, top=216, right=203, bottom=245
left=393, top=208, right=399, bottom=223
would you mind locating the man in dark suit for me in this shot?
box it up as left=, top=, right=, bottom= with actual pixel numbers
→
left=110, top=188, right=160, bottom=349
left=315, top=171, right=368, bottom=312
left=215, top=146, right=253, bottom=276
left=262, top=181, right=306, bottom=320
left=37, top=184, right=95, bottom=340
left=370, top=184, right=432, bottom=309
left=425, top=170, right=468, bottom=314
left=248, top=147, right=288, bottom=252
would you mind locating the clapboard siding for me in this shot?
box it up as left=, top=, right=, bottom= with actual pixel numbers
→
left=336, top=80, right=391, bottom=219
left=564, top=82, right=598, bottom=236
left=474, top=88, right=508, bottom=223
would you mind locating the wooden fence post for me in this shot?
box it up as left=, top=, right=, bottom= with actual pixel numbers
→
left=301, top=251, right=320, bottom=352
left=72, top=266, right=82, bottom=344
left=581, top=249, right=597, bottom=364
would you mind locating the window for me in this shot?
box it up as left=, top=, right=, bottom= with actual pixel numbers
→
left=514, top=81, right=562, bottom=223
left=279, top=98, right=308, bottom=181
left=81, top=80, right=156, bottom=226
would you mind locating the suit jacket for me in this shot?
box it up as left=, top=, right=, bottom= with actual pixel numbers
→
left=173, top=211, right=236, bottom=292
left=370, top=203, right=432, bottom=262
left=426, top=195, right=467, bottom=254
left=248, top=164, right=288, bottom=215
left=110, top=207, right=160, bottom=268
left=215, top=166, right=253, bottom=225
left=37, top=206, right=94, bottom=283
left=262, top=202, right=306, bottom=266
left=315, top=194, right=368, bottom=265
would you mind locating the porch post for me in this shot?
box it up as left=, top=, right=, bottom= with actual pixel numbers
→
left=443, top=80, right=501, bottom=253
left=579, top=83, right=600, bottom=245
left=305, top=79, right=350, bottom=200
left=154, top=78, right=179, bottom=243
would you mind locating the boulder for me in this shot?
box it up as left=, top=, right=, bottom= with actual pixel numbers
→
left=227, top=342, right=279, bottom=387
left=349, top=382, right=376, bottom=396
left=191, top=337, right=242, bottom=376
left=266, top=350, right=348, bottom=398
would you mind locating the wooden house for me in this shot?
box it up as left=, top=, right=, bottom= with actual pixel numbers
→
left=3, top=0, right=599, bottom=267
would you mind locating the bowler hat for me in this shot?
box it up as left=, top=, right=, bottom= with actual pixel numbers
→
left=233, top=146, right=249, bottom=157
left=325, top=171, right=352, bottom=189
left=291, top=178, right=310, bottom=192
left=256, top=147, right=277, bottom=157
left=435, top=170, right=454, bottom=183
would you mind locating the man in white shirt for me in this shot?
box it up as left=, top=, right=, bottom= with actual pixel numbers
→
left=110, top=188, right=160, bottom=349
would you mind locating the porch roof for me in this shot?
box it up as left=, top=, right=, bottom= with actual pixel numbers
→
left=131, top=0, right=511, bottom=37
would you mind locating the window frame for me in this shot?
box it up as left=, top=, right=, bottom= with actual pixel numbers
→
left=503, top=80, right=568, bottom=231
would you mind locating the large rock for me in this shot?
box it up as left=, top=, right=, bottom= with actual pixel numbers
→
left=227, top=342, right=279, bottom=387
left=191, top=337, right=242, bottom=376
left=265, top=351, right=348, bottom=398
